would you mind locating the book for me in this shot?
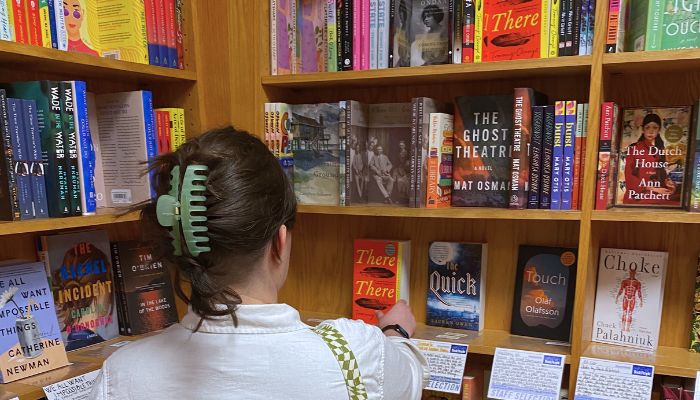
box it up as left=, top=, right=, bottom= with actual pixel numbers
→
left=615, top=106, right=692, bottom=208
left=0, top=261, right=70, bottom=383
left=86, top=92, right=106, bottom=209
left=164, top=0, right=177, bottom=68
left=426, top=241, right=487, bottom=331
left=96, top=0, right=148, bottom=63
left=592, top=248, right=668, bottom=351
left=688, top=101, right=700, bottom=212
left=426, top=112, right=454, bottom=208
left=60, top=81, right=81, bottom=216
left=352, top=239, right=410, bottom=324
left=0, top=89, right=20, bottom=221
left=412, top=97, right=450, bottom=208
left=391, top=0, right=411, bottom=67
left=111, top=241, right=179, bottom=335
left=528, top=106, right=545, bottom=209
left=6, top=98, right=32, bottom=220
left=409, top=0, right=451, bottom=66
left=22, top=99, right=49, bottom=219
left=62, top=0, right=100, bottom=56
left=540, top=105, right=555, bottom=208
left=661, top=0, right=700, bottom=50
left=71, top=81, right=96, bottom=216
left=0, top=0, right=11, bottom=41
left=452, top=94, right=513, bottom=207
left=289, top=102, right=341, bottom=205
left=560, top=100, right=577, bottom=210
left=690, top=256, right=700, bottom=352
left=595, top=102, right=619, bottom=210
left=481, top=0, right=547, bottom=61
left=511, top=246, right=578, bottom=342
left=297, top=0, right=327, bottom=73
left=345, top=100, right=370, bottom=205
left=38, top=230, right=119, bottom=351
left=551, top=101, right=565, bottom=210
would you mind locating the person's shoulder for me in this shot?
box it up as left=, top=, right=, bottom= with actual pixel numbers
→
left=104, top=325, right=181, bottom=368
left=319, top=318, right=384, bottom=345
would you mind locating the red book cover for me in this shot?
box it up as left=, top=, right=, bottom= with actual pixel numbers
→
left=175, top=0, right=184, bottom=69
left=155, top=111, right=171, bottom=154
left=595, top=102, right=615, bottom=210
left=164, top=0, right=177, bottom=68
left=352, top=239, right=410, bottom=324
left=25, top=0, right=41, bottom=45
left=482, top=0, right=544, bottom=61
left=11, top=0, right=28, bottom=44
left=144, top=0, right=160, bottom=65
left=155, top=0, right=169, bottom=67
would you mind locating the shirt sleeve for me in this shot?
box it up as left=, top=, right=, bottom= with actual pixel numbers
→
left=88, top=363, right=108, bottom=400
left=382, top=336, right=430, bottom=400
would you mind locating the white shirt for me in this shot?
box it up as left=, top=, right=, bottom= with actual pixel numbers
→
left=89, top=304, right=429, bottom=399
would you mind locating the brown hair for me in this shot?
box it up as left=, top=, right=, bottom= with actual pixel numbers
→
left=140, top=126, right=297, bottom=329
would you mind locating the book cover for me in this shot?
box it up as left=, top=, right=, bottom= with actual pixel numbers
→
left=688, top=101, right=700, bottom=212
left=661, top=0, right=700, bottom=50
left=606, top=0, right=621, bottom=52
left=345, top=100, right=369, bottom=205
left=0, top=0, right=11, bottom=41
left=414, top=97, right=451, bottom=208
left=596, top=102, right=618, bottom=210
left=463, top=0, right=475, bottom=62
left=511, top=246, right=578, bottom=342
left=410, top=0, right=450, bottom=66
left=452, top=94, right=513, bottom=207
left=39, top=230, right=119, bottom=350
left=551, top=101, right=565, bottom=210
left=144, top=0, right=159, bottom=65
left=0, top=89, right=20, bottom=221
left=367, top=102, right=412, bottom=205
left=298, top=0, right=327, bottom=73
left=571, top=103, right=585, bottom=210
left=7, top=98, right=32, bottom=220
left=290, top=102, right=341, bottom=205
left=22, top=99, right=49, bottom=219
left=86, top=92, right=106, bottom=209
left=328, top=0, right=339, bottom=72
left=528, top=106, right=545, bottom=209
left=426, top=112, right=454, bottom=208
left=592, top=248, right=668, bottom=351
left=96, top=0, right=148, bottom=63
left=164, top=0, right=177, bottom=68
left=482, top=0, right=545, bottom=61
left=62, top=0, right=100, bottom=56
left=540, top=105, right=555, bottom=209
left=625, top=0, right=650, bottom=50
left=391, top=0, right=410, bottom=67
left=690, top=256, right=700, bottom=352
left=0, top=261, right=69, bottom=383
left=111, top=241, right=179, bottom=335
left=60, top=81, right=81, bottom=216
left=615, top=106, right=691, bottom=208
left=352, top=239, right=410, bottom=324
left=646, top=0, right=664, bottom=50
left=369, top=0, right=378, bottom=69
left=561, top=100, right=576, bottom=210
left=25, top=0, right=42, bottom=46
left=71, top=81, right=96, bottom=216
left=426, top=241, right=487, bottom=331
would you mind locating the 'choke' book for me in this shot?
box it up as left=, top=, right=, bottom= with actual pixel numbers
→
left=0, top=261, right=69, bottom=383
left=511, top=246, right=577, bottom=342
left=111, top=241, right=178, bottom=335
left=426, top=241, right=488, bottom=331
left=352, top=239, right=410, bottom=325
left=38, top=229, right=119, bottom=351
left=592, top=248, right=668, bottom=351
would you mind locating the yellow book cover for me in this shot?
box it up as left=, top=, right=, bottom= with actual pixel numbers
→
left=96, top=0, right=148, bottom=64
left=540, top=0, right=550, bottom=58
left=158, top=108, right=186, bottom=150
left=63, top=0, right=100, bottom=56
left=474, top=0, right=483, bottom=63
left=548, top=0, right=559, bottom=57
left=38, top=0, right=51, bottom=48
left=5, top=0, right=14, bottom=41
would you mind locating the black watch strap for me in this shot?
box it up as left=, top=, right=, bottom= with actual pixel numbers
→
left=381, top=324, right=410, bottom=339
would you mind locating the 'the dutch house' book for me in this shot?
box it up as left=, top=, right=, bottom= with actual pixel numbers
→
left=426, top=242, right=488, bottom=331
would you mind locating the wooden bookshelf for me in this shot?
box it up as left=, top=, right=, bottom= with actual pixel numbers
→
left=603, top=48, right=700, bottom=74
left=0, top=209, right=140, bottom=236
left=582, top=341, right=700, bottom=378
left=592, top=209, right=700, bottom=224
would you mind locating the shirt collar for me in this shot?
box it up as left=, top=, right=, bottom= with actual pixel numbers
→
left=179, top=303, right=310, bottom=334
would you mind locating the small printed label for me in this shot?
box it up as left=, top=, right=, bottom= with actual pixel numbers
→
left=488, top=348, right=565, bottom=400
left=575, top=357, right=654, bottom=400
left=111, top=189, right=132, bottom=204
left=412, top=339, right=469, bottom=394
left=43, top=370, right=100, bottom=400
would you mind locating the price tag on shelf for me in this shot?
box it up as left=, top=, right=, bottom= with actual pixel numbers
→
left=574, top=357, right=654, bottom=400
left=411, top=339, right=468, bottom=394
left=43, top=369, right=100, bottom=400
left=487, top=348, right=565, bottom=400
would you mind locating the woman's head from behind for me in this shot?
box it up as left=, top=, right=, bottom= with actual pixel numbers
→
left=142, top=126, right=297, bottom=327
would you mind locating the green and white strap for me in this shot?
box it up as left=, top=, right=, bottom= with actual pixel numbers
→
left=314, top=324, right=369, bottom=400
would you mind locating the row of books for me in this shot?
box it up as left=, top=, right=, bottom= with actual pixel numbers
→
left=605, top=0, right=700, bottom=53
left=352, top=238, right=688, bottom=354
left=266, top=92, right=589, bottom=210
left=0, top=82, right=186, bottom=221
left=0, top=229, right=178, bottom=383
left=594, top=102, right=700, bottom=210
left=0, top=0, right=185, bottom=68
left=270, top=0, right=596, bottom=75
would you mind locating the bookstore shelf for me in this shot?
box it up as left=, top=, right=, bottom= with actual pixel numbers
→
left=261, top=56, right=593, bottom=89
left=298, top=205, right=582, bottom=221
left=602, top=49, right=700, bottom=74
left=582, top=341, right=700, bottom=378
left=0, top=209, right=140, bottom=236
left=591, top=209, right=700, bottom=224
left=0, top=41, right=197, bottom=83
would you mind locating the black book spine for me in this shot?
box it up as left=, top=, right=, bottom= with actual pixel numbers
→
left=110, top=242, right=131, bottom=336
left=415, top=99, right=425, bottom=207
left=558, top=0, right=568, bottom=56
left=567, top=0, right=577, bottom=55
left=60, top=82, right=81, bottom=216
left=409, top=99, right=418, bottom=208
left=0, top=90, right=20, bottom=221
left=344, top=101, right=352, bottom=205
left=336, top=0, right=344, bottom=71
left=48, top=81, right=70, bottom=217
left=528, top=106, right=545, bottom=209
left=341, top=0, right=353, bottom=70
left=540, top=106, right=555, bottom=209
left=388, top=0, right=396, bottom=67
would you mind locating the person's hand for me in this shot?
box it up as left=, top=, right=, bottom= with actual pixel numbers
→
left=374, top=300, right=416, bottom=338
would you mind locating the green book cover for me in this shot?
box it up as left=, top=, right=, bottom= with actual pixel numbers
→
left=0, top=81, right=69, bottom=217
left=645, top=0, right=665, bottom=50
left=662, top=0, right=700, bottom=50
left=626, top=0, right=651, bottom=51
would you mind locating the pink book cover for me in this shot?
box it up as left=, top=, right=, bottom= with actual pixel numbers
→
left=298, top=0, right=326, bottom=73
left=361, top=0, right=370, bottom=69
left=275, top=0, right=294, bottom=75
left=353, top=0, right=362, bottom=70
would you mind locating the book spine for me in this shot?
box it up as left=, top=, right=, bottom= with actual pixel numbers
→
left=541, top=0, right=551, bottom=58
left=175, top=109, right=186, bottom=150
left=616, top=0, right=627, bottom=52
left=607, top=104, right=620, bottom=207
left=596, top=102, right=614, bottom=210
left=586, top=0, right=595, bottom=54
left=561, top=100, right=576, bottom=210
left=690, top=103, right=700, bottom=211
left=73, top=82, right=95, bottom=215
left=691, top=258, right=700, bottom=350
left=341, top=0, right=353, bottom=70
left=567, top=0, right=575, bottom=55
left=528, top=106, right=544, bottom=208
left=142, top=91, right=157, bottom=199
left=416, top=100, right=426, bottom=207
left=549, top=0, right=560, bottom=57
left=558, top=0, right=567, bottom=56
left=453, top=0, right=463, bottom=64
left=387, top=0, right=394, bottom=67
left=175, top=0, right=184, bottom=68
left=578, top=103, right=588, bottom=206
left=509, top=88, right=532, bottom=209
left=7, top=98, right=32, bottom=219
left=110, top=242, right=131, bottom=336
left=426, top=113, right=440, bottom=208
left=291, top=0, right=298, bottom=73
left=51, top=0, right=65, bottom=49
left=155, top=0, right=169, bottom=67
left=571, top=103, right=584, bottom=210
left=0, top=90, right=20, bottom=220
left=409, top=99, right=418, bottom=208
left=353, top=0, right=361, bottom=70
left=46, top=81, right=69, bottom=217
left=540, top=105, right=555, bottom=208
left=474, top=0, right=483, bottom=62
left=463, top=0, right=474, bottom=63
left=165, top=0, right=177, bottom=68
left=344, top=101, right=352, bottom=205
left=60, top=82, right=80, bottom=216
left=327, top=0, right=338, bottom=72
left=155, top=110, right=166, bottom=154
left=38, top=0, right=50, bottom=47
left=0, top=0, right=11, bottom=41
left=362, top=0, right=370, bottom=70
left=145, top=0, right=160, bottom=66
left=606, top=0, right=620, bottom=52
left=645, top=0, right=663, bottom=50
left=551, top=101, right=565, bottom=210
left=23, top=99, right=48, bottom=218
left=26, top=0, right=41, bottom=46
left=572, top=0, right=581, bottom=54
left=338, top=101, right=346, bottom=206
left=578, top=0, right=589, bottom=55
left=369, top=0, right=377, bottom=69
left=11, top=0, right=27, bottom=44
left=377, top=0, right=389, bottom=69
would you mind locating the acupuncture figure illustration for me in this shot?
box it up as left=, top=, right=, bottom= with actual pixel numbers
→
left=615, top=268, right=643, bottom=332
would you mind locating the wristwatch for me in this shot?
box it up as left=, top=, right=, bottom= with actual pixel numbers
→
left=381, top=324, right=410, bottom=339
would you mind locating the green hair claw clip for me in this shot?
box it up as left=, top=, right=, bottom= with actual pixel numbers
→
left=156, top=165, right=211, bottom=257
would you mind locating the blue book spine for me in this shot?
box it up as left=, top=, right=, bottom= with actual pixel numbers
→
left=74, top=81, right=96, bottom=215
left=587, top=0, right=595, bottom=54
left=561, top=101, right=576, bottom=210
left=579, top=0, right=589, bottom=55
left=142, top=91, right=157, bottom=199
left=540, top=106, right=555, bottom=209
left=551, top=102, right=565, bottom=210
left=7, top=99, right=33, bottom=219
left=47, top=0, right=58, bottom=48
left=23, top=100, right=49, bottom=218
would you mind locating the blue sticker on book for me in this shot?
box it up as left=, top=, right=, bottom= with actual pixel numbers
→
left=632, top=365, right=653, bottom=377
left=384, top=244, right=396, bottom=257
left=450, top=345, right=467, bottom=354
left=543, top=355, right=562, bottom=366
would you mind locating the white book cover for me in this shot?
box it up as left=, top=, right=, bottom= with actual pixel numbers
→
left=87, top=93, right=107, bottom=209
left=369, top=0, right=378, bottom=69
left=592, top=248, right=668, bottom=351
left=0, top=0, right=11, bottom=41
left=377, top=0, right=390, bottom=68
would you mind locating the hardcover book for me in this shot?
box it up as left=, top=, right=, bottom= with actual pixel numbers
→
left=38, top=230, right=119, bottom=351
left=23, top=99, right=49, bottom=219
left=289, top=102, right=341, bottom=205
left=391, top=0, right=411, bottom=67
left=690, top=256, right=700, bottom=352
left=344, top=100, right=370, bottom=205
left=409, top=0, right=451, bottom=66
left=615, top=106, right=692, bottom=208
left=426, top=112, right=454, bottom=208
left=540, top=105, right=555, bottom=209
left=511, top=246, right=578, bottom=342
left=688, top=101, right=700, bottom=212
left=0, top=89, right=20, bottom=221
left=481, top=0, right=546, bottom=61
left=661, top=0, right=700, bottom=50
left=297, top=0, right=327, bottom=73
left=352, top=239, right=410, bottom=324
left=412, top=97, right=450, bottom=208
left=452, top=94, right=513, bottom=207
left=111, top=241, right=179, bottom=335
left=62, top=0, right=101, bottom=57
left=592, top=248, right=668, bottom=351
left=595, top=102, right=619, bottom=210
left=96, top=0, right=148, bottom=64
left=426, top=241, right=487, bottom=331
left=0, top=261, right=69, bottom=383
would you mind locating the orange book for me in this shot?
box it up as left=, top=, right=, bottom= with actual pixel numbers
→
left=426, top=113, right=454, bottom=208
left=352, top=239, right=410, bottom=324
